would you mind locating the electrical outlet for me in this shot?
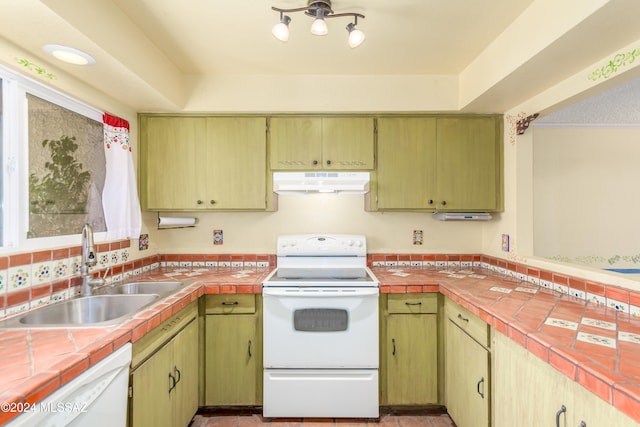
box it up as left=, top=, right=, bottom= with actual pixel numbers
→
left=213, top=229, right=223, bottom=245
left=413, top=230, right=423, bottom=245
left=502, top=234, right=510, bottom=252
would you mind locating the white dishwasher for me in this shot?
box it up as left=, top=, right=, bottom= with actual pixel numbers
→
left=7, top=343, right=131, bottom=427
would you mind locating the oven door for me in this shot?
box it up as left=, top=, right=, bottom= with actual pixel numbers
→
left=263, top=287, right=379, bottom=369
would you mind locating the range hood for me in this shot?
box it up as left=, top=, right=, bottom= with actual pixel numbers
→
left=273, top=172, right=370, bottom=194
left=432, top=212, right=492, bottom=221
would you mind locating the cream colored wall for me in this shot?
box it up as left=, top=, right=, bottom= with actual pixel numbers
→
left=532, top=126, right=640, bottom=268
left=485, top=38, right=640, bottom=291
left=149, top=195, right=485, bottom=254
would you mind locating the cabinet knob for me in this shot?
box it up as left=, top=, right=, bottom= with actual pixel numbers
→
left=312, top=160, right=319, bottom=165
left=196, top=199, right=203, bottom=205
left=441, top=200, right=447, bottom=206
left=326, top=160, right=332, bottom=165
left=210, top=200, right=216, bottom=205
left=428, top=199, right=434, bottom=205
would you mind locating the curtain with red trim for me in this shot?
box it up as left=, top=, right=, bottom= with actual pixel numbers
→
left=102, top=113, right=141, bottom=239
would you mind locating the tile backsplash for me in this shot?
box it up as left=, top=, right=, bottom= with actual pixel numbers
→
left=2, top=247, right=639, bottom=320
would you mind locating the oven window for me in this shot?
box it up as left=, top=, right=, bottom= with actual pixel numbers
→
left=293, top=309, right=348, bottom=332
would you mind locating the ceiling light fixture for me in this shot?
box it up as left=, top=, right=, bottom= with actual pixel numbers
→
left=42, top=44, right=96, bottom=66
left=271, top=0, right=365, bottom=47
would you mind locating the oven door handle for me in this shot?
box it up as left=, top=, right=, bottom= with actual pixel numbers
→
left=262, top=288, right=379, bottom=297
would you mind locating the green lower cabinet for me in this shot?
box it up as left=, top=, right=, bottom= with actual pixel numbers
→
left=381, top=294, right=439, bottom=406
left=443, top=298, right=490, bottom=427
left=129, top=312, right=199, bottom=427
left=204, top=294, right=262, bottom=406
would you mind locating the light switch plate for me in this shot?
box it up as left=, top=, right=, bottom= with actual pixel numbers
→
left=502, top=234, right=510, bottom=252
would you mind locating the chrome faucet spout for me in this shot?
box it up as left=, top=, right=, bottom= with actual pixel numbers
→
left=80, top=223, right=103, bottom=296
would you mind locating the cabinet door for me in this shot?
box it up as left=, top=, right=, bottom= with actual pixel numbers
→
left=376, top=117, right=437, bottom=209
left=386, top=314, right=438, bottom=405
left=435, top=117, right=499, bottom=211
left=205, top=314, right=260, bottom=405
left=269, top=117, right=323, bottom=169
left=173, top=320, right=199, bottom=427
left=140, top=116, right=206, bottom=210
left=205, top=117, right=267, bottom=209
left=322, top=117, right=375, bottom=169
left=445, top=319, right=490, bottom=427
left=130, top=342, right=174, bottom=427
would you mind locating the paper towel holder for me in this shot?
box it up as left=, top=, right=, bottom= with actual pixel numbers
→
left=157, top=213, right=199, bottom=229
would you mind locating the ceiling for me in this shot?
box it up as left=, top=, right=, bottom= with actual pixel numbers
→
left=1, top=0, right=640, bottom=114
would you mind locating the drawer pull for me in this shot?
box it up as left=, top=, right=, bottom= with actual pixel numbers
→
left=476, top=377, right=485, bottom=398
left=222, top=301, right=239, bottom=306
left=405, top=301, right=422, bottom=306
left=555, top=405, right=566, bottom=427
left=457, top=313, right=469, bottom=323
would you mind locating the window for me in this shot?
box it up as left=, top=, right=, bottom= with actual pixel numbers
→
left=27, top=94, right=105, bottom=238
left=0, top=66, right=105, bottom=248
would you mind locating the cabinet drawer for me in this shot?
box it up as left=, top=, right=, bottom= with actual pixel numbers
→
left=444, top=298, right=489, bottom=348
left=206, top=294, right=256, bottom=314
left=387, top=294, right=438, bottom=314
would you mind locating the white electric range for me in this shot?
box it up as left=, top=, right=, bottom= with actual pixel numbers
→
left=262, top=234, right=379, bottom=419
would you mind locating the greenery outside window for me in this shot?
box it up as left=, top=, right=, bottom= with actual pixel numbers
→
left=27, top=94, right=105, bottom=238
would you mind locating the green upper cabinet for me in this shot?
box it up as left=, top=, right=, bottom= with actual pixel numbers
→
left=139, top=115, right=268, bottom=211
left=373, top=115, right=503, bottom=212
left=269, top=116, right=375, bottom=170
left=376, top=117, right=437, bottom=210
left=435, top=117, right=501, bottom=211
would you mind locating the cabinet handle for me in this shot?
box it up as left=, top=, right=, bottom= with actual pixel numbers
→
left=168, top=372, right=176, bottom=393
left=441, top=200, right=447, bottom=206
left=174, top=366, right=181, bottom=385
left=312, top=160, right=318, bottom=165
left=209, top=199, right=216, bottom=205
left=555, top=405, right=566, bottom=427
left=248, top=340, right=252, bottom=358
left=476, top=377, right=485, bottom=399
left=222, top=301, right=239, bottom=306
left=457, top=313, right=469, bottom=323
left=196, top=199, right=203, bottom=205
left=392, top=338, right=396, bottom=356
left=326, top=160, right=332, bottom=165
left=428, top=199, right=434, bottom=205
left=405, top=301, right=422, bottom=306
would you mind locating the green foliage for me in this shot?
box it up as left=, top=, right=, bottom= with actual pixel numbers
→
left=29, top=135, right=91, bottom=213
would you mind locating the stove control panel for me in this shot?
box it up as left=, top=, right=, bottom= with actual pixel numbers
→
left=277, top=234, right=367, bottom=257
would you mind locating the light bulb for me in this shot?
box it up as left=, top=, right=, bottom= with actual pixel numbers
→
left=272, top=15, right=291, bottom=42
left=348, top=28, right=365, bottom=48
left=310, top=9, right=328, bottom=35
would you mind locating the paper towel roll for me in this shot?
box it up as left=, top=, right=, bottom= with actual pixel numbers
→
left=158, top=216, right=197, bottom=228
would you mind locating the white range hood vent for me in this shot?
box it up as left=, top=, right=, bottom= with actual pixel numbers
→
left=273, top=172, right=370, bottom=195
left=432, top=212, right=492, bottom=221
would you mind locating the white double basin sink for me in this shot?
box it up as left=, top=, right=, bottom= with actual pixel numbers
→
left=0, top=280, right=190, bottom=328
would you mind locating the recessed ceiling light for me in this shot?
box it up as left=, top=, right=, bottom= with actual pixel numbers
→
left=42, top=44, right=96, bottom=66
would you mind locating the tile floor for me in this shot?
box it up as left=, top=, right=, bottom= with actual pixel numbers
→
left=190, top=409, right=456, bottom=426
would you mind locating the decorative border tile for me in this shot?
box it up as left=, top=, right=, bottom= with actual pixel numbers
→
left=545, top=317, right=579, bottom=330
left=619, top=331, right=640, bottom=345
left=577, top=332, right=617, bottom=349
left=582, top=317, right=617, bottom=331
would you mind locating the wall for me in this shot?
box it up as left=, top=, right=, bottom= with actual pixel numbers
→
left=533, top=126, right=640, bottom=270
left=152, top=194, right=486, bottom=254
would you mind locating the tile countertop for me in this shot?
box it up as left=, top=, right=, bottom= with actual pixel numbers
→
left=372, top=266, right=640, bottom=423
left=1, top=266, right=640, bottom=423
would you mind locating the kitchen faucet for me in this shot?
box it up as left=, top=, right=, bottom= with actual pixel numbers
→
left=80, top=223, right=105, bottom=296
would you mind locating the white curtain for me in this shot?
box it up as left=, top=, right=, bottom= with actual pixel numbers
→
left=102, top=113, right=142, bottom=240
